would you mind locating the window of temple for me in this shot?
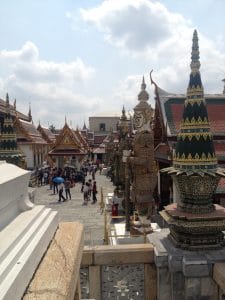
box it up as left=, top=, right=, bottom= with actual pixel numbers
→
left=99, top=123, right=106, bottom=131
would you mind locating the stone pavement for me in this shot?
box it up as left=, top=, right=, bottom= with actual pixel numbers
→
left=33, top=171, right=114, bottom=246
left=33, top=171, right=165, bottom=245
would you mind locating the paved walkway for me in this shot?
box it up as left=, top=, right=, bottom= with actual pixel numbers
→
left=33, top=171, right=114, bottom=245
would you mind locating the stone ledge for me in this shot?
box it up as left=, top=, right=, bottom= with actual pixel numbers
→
left=23, top=222, right=84, bottom=300
left=81, top=244, right=154, bottom=266
left=213, top=262, right=225, bottom=293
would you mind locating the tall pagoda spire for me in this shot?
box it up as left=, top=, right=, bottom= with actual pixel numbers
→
left=121, top=105, right=127, bottom=121
left=137, top=75, right=149, bottom=102
left=83, top=121, right=87, bottom=130
left=118, top=106, right=129, bottom=138
left=160, top=30, right=225, bottom=250
left=133, top=76, right=153, bottom=131
left=174, top=29, right=217, bottom=174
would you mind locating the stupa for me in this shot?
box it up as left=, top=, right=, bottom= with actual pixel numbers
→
left=161, top=30, right=225, bottom=250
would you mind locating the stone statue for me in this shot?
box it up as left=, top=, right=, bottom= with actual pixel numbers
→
left=130, top=130, right=157, bottom=222
left=130, top=77, right=157, bottom=232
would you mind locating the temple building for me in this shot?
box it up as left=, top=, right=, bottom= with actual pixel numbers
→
left=14, top=110, right=49, bottom=169
left=152, top=58, right=225, bottom=208
left=48, top=120, right=89, bottom=169
left=89, top=113, right=120, bottom=148
left=37, top=123, right=56, bottom=145
left=0, top=94, right=47, bottom=169
left=0, top=95, right=29, bottom=125
left=0, top=93, right=24, bottom=166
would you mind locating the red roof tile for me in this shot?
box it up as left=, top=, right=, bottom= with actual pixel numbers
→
left=162, top=96, right=225, bottom=136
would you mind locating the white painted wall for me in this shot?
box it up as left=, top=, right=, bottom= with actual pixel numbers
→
left=18, top=145, right=34, bottom=169
left=89, top=116, right=120, bottom=132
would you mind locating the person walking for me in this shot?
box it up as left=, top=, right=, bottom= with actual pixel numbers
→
left=88, top=179, right=92, bottom=200
left=65, top=178, right=71, bottom=200
left=58, top=182, right=66, bottom=202
left=81, top=176, right=85, bottom=192
left=82, top=182, right=89, bottom=205
left=53, top=175, right=58, bottom=194
left=92, top=168, right=95, bottom=180
left=92, top=181, right=98, bottom=204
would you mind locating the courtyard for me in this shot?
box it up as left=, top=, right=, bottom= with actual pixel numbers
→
left=33, top=170, right=114, bottom=246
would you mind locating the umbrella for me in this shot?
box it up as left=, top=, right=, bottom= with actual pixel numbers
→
left=53, top=177, right=65, bottom=183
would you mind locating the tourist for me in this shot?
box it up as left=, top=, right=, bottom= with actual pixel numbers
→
left=99, top=163, right=103, bottom=175
left=81, top=176, right=85, bottom=192
left=65, top=178, right=71, bottom=200
left=88, top=179, right=92, bottom=198
left=38, top=170, right=43, bottom=186
left=92, top=181, right=97, bottom=204
left=52, top=175, right=58, bottom=194
left=43, top=170, right=48, bottom=185
left=58, top=182, right=66, bottom=202
left=91, top=168, right=95, bottom=180
left=82, top=182, right=89, bottom=205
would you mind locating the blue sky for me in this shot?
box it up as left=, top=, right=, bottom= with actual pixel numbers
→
left=0, top=0, right=225, bottom=128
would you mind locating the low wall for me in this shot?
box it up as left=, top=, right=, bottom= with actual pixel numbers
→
left=81, top=243, right=156, bottom=300
left=23, top=222, right=84, bottom=300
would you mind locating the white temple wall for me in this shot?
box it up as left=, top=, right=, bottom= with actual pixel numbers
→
left=18, top=144, right=34, bottom=169
left=89, top=116, right=120, bottom=133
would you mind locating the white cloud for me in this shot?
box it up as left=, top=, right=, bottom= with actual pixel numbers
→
left=1, top=0, right=225, bottom=130
left=0, top=41, right=98, bottom=128
left=81, top=0, right=191, bottom=57
left=81, top=0, right=225, bottom=95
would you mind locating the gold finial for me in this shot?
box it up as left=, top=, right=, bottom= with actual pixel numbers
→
left=28, top=102, right=32, bottom=122
left=222, top=78, right=225, bottom=94
left=13, top=99, right=16, bottom=111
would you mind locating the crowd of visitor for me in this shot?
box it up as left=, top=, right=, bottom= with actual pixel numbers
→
left=35, top=161, right=100, bottom=204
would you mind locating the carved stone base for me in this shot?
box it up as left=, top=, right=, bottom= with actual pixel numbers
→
left=160, top=203, right=225, bottom=250
left=130, top=223, right=153, bottom=236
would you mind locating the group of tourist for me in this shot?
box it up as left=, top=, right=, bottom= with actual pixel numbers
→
left=81, top=178, right=98, bottom=205
left=35, top=160, right=100, bottom=204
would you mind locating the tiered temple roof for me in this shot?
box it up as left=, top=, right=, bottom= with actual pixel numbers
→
left=0, top=98, right=29, bottom=121
left=37, top=124, right=56, bottom=144
left=48, top=122, right=88, bottom=157
left=14, top=119, right=47, bottom=144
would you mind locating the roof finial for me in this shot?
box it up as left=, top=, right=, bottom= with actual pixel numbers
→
left=120, top=105, right=127, bottom=121
left=83, top=121, right=87, bottom=130
left=5, top=93, right=10, bottom=115
left=222, top=78, right=225, bottom=94
left=28, top=102, right=32, bottom=122
left=190, top=29, right=200, bottom=73
left=141, top=76, right=146, bottom=90
left=122, top=105, right=125, bottom=116
left=138, top=76, right=149, bottom=102
left=65, top=115, right=67, bottom=124
left=6, top=93, right=9, bottom=105
left=13, top=99, right=16, bottom=111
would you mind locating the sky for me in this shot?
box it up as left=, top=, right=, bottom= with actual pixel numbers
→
left=0, top=0, right=225, bottom=129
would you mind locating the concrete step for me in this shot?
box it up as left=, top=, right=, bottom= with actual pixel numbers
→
left=0, top=206, right=58, bottom=300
